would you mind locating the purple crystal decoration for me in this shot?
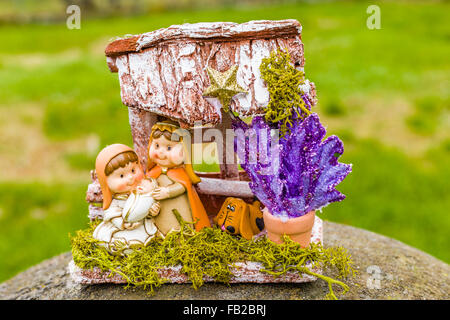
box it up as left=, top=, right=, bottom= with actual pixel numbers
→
left=233, top=113, right=352, bottom=219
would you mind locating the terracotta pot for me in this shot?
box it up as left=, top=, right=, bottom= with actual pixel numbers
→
left=262, top=208, right=315, bottom=248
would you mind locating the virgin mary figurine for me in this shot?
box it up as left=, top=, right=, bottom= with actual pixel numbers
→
left=93, top=144, right=160, bottom=254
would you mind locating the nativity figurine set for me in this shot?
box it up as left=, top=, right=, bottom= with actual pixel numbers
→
left=70, top=20, right=353, bottom=297
left=92, top=121, right=212, bottom=255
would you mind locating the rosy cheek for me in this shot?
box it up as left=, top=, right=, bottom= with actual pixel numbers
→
left=170, top=149, right=184, bottom=165
left=149, top=149, right=158, bottom=159
left=135, top=171, right=144, bottom=182
left=114, top=181, right=128, bottom=193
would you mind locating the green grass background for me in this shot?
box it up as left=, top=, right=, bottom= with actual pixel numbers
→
left=0, top=1, right=449, bottom=282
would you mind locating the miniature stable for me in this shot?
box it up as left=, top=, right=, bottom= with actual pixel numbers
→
left=70, top=20, right=354, bottom=298
left=88, top=19, right=318, bottom=216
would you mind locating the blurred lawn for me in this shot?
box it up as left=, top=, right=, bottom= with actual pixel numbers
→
left=0, top=1, right=449, bottom=282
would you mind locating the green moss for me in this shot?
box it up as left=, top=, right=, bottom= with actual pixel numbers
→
left=71, top=217, right=356, bottom=299
left=259, top=48, right=311, bottom=137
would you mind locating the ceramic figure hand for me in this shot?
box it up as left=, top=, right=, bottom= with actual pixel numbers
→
left=152, top=186, right=171, bottom=200
left=123, top=221, right=141, bottom=230
left=149, top=201, right=160, bottom=216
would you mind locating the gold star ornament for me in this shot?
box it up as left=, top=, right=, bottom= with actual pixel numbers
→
left=202, top=65, right=247, bottom=112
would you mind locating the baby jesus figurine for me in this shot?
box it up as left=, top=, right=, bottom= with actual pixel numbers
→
left=92, top=144, right=161, bottom=255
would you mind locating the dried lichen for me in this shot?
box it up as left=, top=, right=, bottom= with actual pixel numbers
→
left=71, top=217, right=356, bottom=299
left=259, top=48, right=311, bottom=137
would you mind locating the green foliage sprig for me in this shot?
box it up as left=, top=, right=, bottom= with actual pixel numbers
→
left=259, top=48, right=311, bottom=137
left=71, top=217, right=356, bottom=299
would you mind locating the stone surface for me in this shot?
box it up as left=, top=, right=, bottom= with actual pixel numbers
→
left=1, top=220, right=448, bottom=300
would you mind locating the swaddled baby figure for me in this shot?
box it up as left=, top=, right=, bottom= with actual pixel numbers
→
left=93, top=144, right=161, bottom=255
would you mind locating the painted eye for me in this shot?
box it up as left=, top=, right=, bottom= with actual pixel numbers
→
left=230, top=206, right=235, bottom=212
left=120, top=174, right=124, bottom=178
left=227, top=204, right=231, bottom=210
left=167, top=146, right=171, bottom=151
left=132, top=169, right=135, bottom=173
left=156, top=143, right=159, bottom=148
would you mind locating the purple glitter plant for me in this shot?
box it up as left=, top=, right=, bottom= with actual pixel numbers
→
left=232, top=113, right=352, bottom=220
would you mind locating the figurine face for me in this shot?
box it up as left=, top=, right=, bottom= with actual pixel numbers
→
left=149, top=136, right=184, bottom=168
left=106, top=161, right=144, bottom=194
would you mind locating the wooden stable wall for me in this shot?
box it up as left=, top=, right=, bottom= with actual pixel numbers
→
left=105, top=20, right=316, bottom=127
